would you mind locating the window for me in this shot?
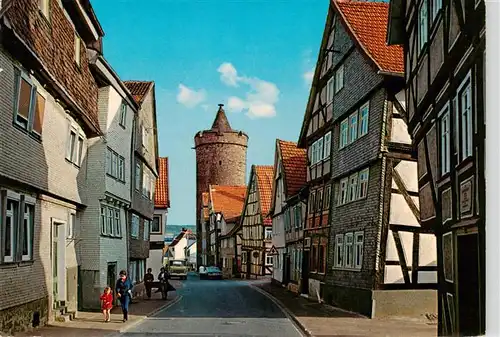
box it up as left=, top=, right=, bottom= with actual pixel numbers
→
left=66, top=129, right=84, bottom=166
left=439, top=106, right=450, bottom=175
left=318, top=245, right=325, bottom=273
left=335, top=64, right=344, bottom=93
left=4, top=199, right=18, bottom=263
left=316, top=189, right=323, bottom=211
left=38, top=0, right=50, bottom=19
left=348, top=174, right=358, bottom=202
left=74, top=34, right=81, bottom=66
left=144, top=220, right=150, bottom=240
left=308, top=192, right=316, bottom=214
left=418, top=0, right=428, bottom=52
left=119, top=101, right=127, bottom=127
left=129, top=261, right=137, bottom=284
left=344, top=233, right=354, bottom=268
left=339, top=178, right=348, bottom=205
left=152, top=216, right=161, bottom=233
left=294, top=205, right=302, bottom=228
left=142, top=125, right=148, bottom=147
left=138, top=260, right=145, bottom=282
left=311, top=245, right=317, bottom=271
left=354, top=232, right=364, bottom=269
left=459, top=80, right=473, bottom=160
left=334, top=234, right=344, bottom=268
left=21, top=203, right=34, bottom=261
left=323, top=131, right=331, bottom=159
left=100, top=204, right=121, bottom=237
left=135, top=162, right=141, bottom=191
left=265, top=254, right=273, bottom=266
left=323, top=185, right=331, bottom=210
left=67, top=213, right=75, bottom=239
left=358, top=168, right=369, bottom=199
left=359, top=103, right=369, bottom=136
left=349, top=112, right=358, bottom=143
left=131, top=214, right=139, bottom=238
left=106, top=148, right=125, bottom=181
left=327, top=77, right=335, bottom=103
left=265, top=227, right=272, bottom=240
left=284, top=208, right=290, bottom=231
left=431, top=0, right=442, bottom=21
left=340, top=119, right=348, bottom=148
left=33, top=93, right=45, bottom=135
left=142, top=169, right=151, bottom=199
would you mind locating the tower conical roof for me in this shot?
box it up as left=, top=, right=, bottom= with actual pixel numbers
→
left=211, top=104, right=232, bottom=132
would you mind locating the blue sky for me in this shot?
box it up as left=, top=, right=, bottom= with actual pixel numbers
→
left=92, top=0, right=329, bottom=226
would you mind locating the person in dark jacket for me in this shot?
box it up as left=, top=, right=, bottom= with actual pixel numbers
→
left=115, top=270, right=133, bottom=322
left=144, top=268, right=154, bottom=299
left=158, top=267, right=176, bottom=300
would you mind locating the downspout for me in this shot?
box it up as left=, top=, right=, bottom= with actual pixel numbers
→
left=127, top=111, right=137, bottom=271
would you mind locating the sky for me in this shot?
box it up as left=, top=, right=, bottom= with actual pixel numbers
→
left=92, top=0, right=329, bottom=226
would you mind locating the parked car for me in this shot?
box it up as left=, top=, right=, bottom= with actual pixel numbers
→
left=199, top=266, right=222, bottom=280
left=167, top=260, right=188, bottom=280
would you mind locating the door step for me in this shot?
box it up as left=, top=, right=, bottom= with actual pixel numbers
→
left=54, top=305, right=76, bottom=322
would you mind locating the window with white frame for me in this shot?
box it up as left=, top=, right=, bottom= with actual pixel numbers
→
left=131, top=214, right=140, bottom=238
left=67, top=212, right=75, bottom=239
left=349, top=112, right=358, bottom=143
left=284, top=207, right=291, bottom=231
left=5, top=199, right=18, bottom=262
left=354, top=231, right=364, bottom=269
left=359, top=102, right=369, bottom=136
left=290, top=207, right=296, bottom=229
left=135, top=162, right=141, bottom=191
left=152, top=215, right=161, bottom=233
left=38, top=0, right=50, bottom=19
left=144, top=220, right=150, bottom=240
left=106, top=147, right=125, bottom=181
left=348, top=173, right=358, bottom=202
left=339, top=178, right=348, bottom=205
left=335, top=64, right=344, bottom=93
left=294, top=204, right=302, bottom=228
left=334, top=234, right=344, bottom=268
left=13, top=68, right=46, bottom=136
left=431, top=0, right=442, bottom=21
left=358, top=168, right=369, bottom=199
left=323, top=131, right=331, bottom=159
left=100, top=204, right=121, bottom=237
left=340, top=119, right=348, bottom=148
left=439, top=105, right=451, bottom=175
left=265, top=227, right=272, bottom=240
left=344, top=232, right=354, bottom=268
left=265, top=253, right=273, bottom=266
left=316, top=189, right=323, bottom=211
left=21, top=202, right=34, bottom=261
left=138, top=260, right=145, bottom=282
left=74, top=34, right=81, bottom=67
left=129, top=260, right=137, bottom=284
left=418, top=0, right=428, bottom=52
left=66, top=128, right=84, bottom=166
left=327, top=77, right=335, bottom=103
left=119, top=101, right=127, bottom=127
left=323, top=185, right=331, bottom=210
left=458, top=78, right=473, bottom=161
left=308, top=192, right=316, bottom=214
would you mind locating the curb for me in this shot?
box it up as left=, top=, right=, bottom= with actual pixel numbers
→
left=250, top=285, right=312, bottom=337
left=116, top=294, right=183, bottom=334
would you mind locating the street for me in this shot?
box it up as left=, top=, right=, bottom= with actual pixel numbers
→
left=120, top=273, right=304, bottom=337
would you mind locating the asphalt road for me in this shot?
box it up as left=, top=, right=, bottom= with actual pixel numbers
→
left=121, top=273, right=304, bottom=337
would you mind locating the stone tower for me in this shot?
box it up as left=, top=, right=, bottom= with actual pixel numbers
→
left=194, top=104, right=248, bottom=265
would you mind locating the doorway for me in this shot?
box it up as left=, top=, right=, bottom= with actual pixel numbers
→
left=51, top=220, right=66, bottom=309
left=301, top=250, right=310, bottom=295
left=107, top=262, right=117, bottom=305
left=456, top=232, right=482, bottom=336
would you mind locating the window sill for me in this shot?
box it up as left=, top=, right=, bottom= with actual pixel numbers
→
left=65, top=158, right=81, bottom=169
left=332, top=267, right=362, bottom=272
left=339, top=132, right=369, bottom=152
left=106, top=174, right=126, bottom=184
left=336, top=195, right=368, bottom=208
left=100, top=234, right=123, bottom=239
left=119, top=123, right=126, bottom=130
left=0, top=259, right=35, bottom=268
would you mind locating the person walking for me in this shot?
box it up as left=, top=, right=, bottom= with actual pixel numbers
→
left=99, top=286, right=113, bottom=322
left=144, top=268, right=154, bottom=299
left=115, top=270, right=133, bottom=322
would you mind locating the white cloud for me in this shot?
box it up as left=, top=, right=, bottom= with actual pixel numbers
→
left=303, top=69, right=314, bottom=85
left=176, top=84, right=207, bottom=108
left=218, top=62, right=279, bottom=119
left=217, top=62, right=239, bottom=87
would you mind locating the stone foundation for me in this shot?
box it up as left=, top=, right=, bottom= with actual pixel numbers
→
left=0, top=296, right=49, bottom=335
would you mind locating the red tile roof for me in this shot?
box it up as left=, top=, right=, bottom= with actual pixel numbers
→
left=209, top=185, right=247, bottom=222
left=334, top=0, right=404, bottom=74
left=123, top=81, right=154, bottom=105
left=278, top=140, right=307, bottom=197
left=255, top=165, right=274, bottom=225
left=154, top=157, right=170, bottom=208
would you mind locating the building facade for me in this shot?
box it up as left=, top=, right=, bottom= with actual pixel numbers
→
left=387, top=0, right=485, bottom=334
left=0, top=0, right=104, bottom=332
left=241, top=165, right=274, bottom=278
left=194, top=104, right=248, bottom=267
left=148, top=157, right=170, bottom=275
left=123, top=81, right=159, bottom=285
left=78, top=53, right=139, bottom=311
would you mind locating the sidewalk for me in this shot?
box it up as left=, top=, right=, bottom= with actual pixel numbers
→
left=13, top=280, right=182, bottom=337
left=254, top=282, right=437, bottom=337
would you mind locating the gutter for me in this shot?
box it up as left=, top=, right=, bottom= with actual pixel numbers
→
left=377, top=70, right=405, bottom=78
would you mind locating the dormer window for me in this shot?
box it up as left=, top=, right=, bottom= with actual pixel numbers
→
left=74, top=34, right=81, bottom=67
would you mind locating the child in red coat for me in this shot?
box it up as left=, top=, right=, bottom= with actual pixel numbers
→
left=100, top=287, right=113, bottom=322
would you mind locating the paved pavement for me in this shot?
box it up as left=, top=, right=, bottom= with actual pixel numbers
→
left=254, top=282, right=438, bottom=337
left=120, top=273, right=304, bottom=337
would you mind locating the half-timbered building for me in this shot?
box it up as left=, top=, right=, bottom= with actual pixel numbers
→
left=387, top=0, right=485, bottom=334
left=241, top=165, right=274, bottom=278
left=300, top=0, right=437, bottom=318
left=269, top=140, right=308, bottom=292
